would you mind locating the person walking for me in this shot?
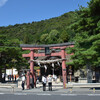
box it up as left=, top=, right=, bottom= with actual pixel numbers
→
left=21, top=74, right=26, bottom=90
left=42, top=75, right=47, bottom=91
left=47, top=75, right=52, bottom=91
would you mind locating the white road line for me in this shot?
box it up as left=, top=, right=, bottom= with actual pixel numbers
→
left=88, top=94, right=100, bottom=96
left=0, top=93, right=4, bottom=95
left=1, top=93, right=100, bottom=96
left=37, top=94, right=51, bottom=96
left=14, top=93, right=27, bottom=95
left=61, top=94, right=77, bottom=96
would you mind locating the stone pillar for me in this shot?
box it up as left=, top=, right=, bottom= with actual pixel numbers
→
left=87, top=65, right=92, bottom=83
left=61, top=49, right=67, bottom=89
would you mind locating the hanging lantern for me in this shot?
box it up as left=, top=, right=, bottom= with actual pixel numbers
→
left=45, top=47, right=50, bottom=55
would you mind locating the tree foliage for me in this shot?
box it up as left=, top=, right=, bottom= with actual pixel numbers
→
left=0, top=11, right=78, bottom=71
left=0, top=0, right=100, bottom=71
left=68, top=0, right=100, bottom=69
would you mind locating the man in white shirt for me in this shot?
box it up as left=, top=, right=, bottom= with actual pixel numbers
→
left=21, top=74, right=25, bottom=90
left=42, top=75, right=47, bottom=91
left=47, top=75, right=52, bottom=91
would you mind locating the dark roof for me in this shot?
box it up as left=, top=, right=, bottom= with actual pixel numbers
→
left=20, top=42, right=75, bottom=48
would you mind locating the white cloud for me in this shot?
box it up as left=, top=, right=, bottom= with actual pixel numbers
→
left=0, top=0, right=8, bottom=7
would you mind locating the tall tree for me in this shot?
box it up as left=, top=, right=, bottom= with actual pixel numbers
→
left=68, top=0, right=100, bottom=82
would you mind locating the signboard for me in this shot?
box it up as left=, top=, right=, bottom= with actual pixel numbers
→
left=6, top=68, right=18, bottom=75
left=45, top=47, right=50, bottom=55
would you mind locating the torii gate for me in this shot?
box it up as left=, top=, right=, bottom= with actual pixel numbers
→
left=20, top=42, right=74, bottom=89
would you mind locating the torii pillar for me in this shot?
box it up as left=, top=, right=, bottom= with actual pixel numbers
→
left=30, top=49, right=34, bottom=76
left=30, top=49, right=36, bottom=88
left=61, top=48, right=67, bottom=89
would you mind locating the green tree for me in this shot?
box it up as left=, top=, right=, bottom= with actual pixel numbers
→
left=47, top=29, right=60, bottom=44
left=68, top=0, right=100, bottom=82
left=40, top=33, right=49, bottom=44
left=60, top=30, right=69, bottom=42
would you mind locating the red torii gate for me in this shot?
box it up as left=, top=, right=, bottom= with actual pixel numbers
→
left=20, top=42, right=74, bottom=89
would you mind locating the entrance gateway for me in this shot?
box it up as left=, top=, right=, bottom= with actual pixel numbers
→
left=20, top=42, right=74, bottom=89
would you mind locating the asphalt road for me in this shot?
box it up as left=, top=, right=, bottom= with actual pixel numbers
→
left=0, top=93, right=100, bottom=100
left=0, top=87, right=100, bottom=100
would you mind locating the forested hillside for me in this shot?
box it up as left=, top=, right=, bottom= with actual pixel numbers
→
left=0, top=11, right=78, bottom=45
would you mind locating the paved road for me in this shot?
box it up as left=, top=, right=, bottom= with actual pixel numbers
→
left=0, top=87, right=100, bottom=94
left=1, top=82, right=100, bottom=100
left=0, top=93, right=100, bottom=100
left=0, top=86, right=100, bottom=100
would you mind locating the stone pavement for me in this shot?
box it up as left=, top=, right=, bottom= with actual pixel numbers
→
left=0, top=82, right=100, bottom=94
left=0, top=86, right=100, bottom=95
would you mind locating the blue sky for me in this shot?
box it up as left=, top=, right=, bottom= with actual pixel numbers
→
left=0, top=0, right=90, bottom=27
